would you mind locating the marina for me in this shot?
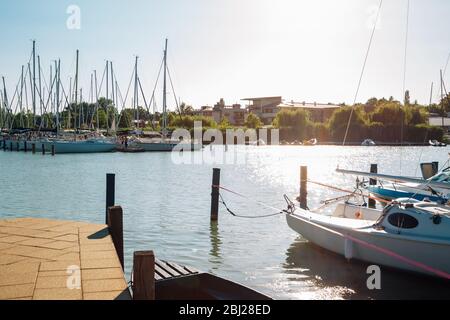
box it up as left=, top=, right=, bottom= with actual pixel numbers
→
left=1, top=145, right=449, bottom=299
left=1, top=0, right=450, bottom=305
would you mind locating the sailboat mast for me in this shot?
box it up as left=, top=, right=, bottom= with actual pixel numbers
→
left=2, top=77, right=7, bottom=117
left=20, top=65, right=24, bottom=128
left=441, top=70, right=445, bottom=128
left=134, top=56, right=139, bottom=128
left=94, top=70, right=99, bottom=131
left=38, top=55, right=42, bottom=122
left=162, top=38, right=168, bottom=135
left=74, top=49, right=79, bottom=129
left=56, top=59, right=60, bottom=136
left=110, top=61, right=115, bottom=107
left=32, top=40, right=36, bottom=127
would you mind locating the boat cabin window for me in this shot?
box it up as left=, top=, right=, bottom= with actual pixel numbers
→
left=387, top=212, right=419, bottom=229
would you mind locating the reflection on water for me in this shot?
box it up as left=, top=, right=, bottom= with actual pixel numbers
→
left=284, top=239, right=450, bottom=300
left=209, top=222, right=222, bottom=269
left=0, top=145, right=449, bottom=299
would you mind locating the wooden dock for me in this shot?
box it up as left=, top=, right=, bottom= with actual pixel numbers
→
left=0, top=217, right=131, bottom=300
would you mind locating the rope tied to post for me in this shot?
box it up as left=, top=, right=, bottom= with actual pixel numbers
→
left=212, top=184, right=295, bottom=219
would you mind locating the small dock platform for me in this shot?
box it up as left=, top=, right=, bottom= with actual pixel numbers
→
left=0, top=217, right=131, bottom=300
left=154, top=259, right=199, bottom=281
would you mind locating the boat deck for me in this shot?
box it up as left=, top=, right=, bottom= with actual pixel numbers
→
left=0, top=218, right=131, bottom=300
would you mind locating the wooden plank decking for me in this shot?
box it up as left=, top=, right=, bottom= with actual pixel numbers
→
left=154, top=259, right=200, bottom=281
left=0, top=218, right=131, bottom=300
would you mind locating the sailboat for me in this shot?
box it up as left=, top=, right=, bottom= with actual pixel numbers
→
left=285, top=1, right=450, bottom=279
left=286, top=199, right=450, bottom=278
left=337, top=167, right=450, bottom=203
left=42, top=50, right=116, bottom=154
left=132, top=39, right=202, bottom=152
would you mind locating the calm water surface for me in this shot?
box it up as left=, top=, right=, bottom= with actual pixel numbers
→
left=1, top=145, right=449, bottom=299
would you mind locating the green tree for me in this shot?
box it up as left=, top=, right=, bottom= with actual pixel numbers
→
left=328, top=106, right=366, bottom=142
left=245, top=113, right=262, bottom=129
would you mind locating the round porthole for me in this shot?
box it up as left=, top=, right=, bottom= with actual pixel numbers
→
left=388, top=212, right=418, bottom=229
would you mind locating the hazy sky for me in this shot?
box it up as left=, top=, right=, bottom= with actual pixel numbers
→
left=0, top=0, right=449, bottom=112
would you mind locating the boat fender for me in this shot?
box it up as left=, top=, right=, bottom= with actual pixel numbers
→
left=355, top=211, right=362, bottom=219
left=432, top=215, right=442, bottom=225
left=344, top=238, right=353, bottom=260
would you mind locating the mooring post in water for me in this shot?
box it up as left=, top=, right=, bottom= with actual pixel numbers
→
left=32, top=143, right=36, bottom=154
left=211, top=168, right=221, bottom=222
left=9, top=142, right=12, bottom=151
left=106, top=173, right=115, bottom=224
left=132, top=251, right=155, bottom=300
left=107, top=206, right=124, bottom=270
left=42, top=144, right=45, bottom=155
left=16, top=142, right=20, bottom=151
left=369, top=164, right=378, bottom=208
left=2, top=140, right=5, bottom=151
left=298, top=166, right=308, bottom=210
left=24, top=141, right=27, bottom=152
left=51, top=144, right=55, bottom=156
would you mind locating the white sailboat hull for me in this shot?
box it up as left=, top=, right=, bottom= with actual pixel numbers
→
left=135, top=141, right=203, bottom=152
left=42, top=140, right=117, bottom=154
left=286, top=210, right=450, bottom=278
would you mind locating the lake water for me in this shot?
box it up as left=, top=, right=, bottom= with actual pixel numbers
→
left=1, top=145, right=449, bottom=299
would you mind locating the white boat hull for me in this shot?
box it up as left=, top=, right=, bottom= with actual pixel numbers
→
left=42, top=140, right=117, bottom=154
left=286, top=211, right=450, bottom=278
left=136, top=141, right=203, bottom=152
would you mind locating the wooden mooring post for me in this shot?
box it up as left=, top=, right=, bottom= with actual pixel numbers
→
left=51, top=144, right=55, bottom=156
left=16, top=142, right=20, bottom=151
left=369, top=164, right=378, bottom=208
left=107, top=206, right=124, bottom=270
left=132, top=251, right=155, bottom=300
left=24, top=141, right=27, bottom=152
left=210, top=168, right=221, bottom=222
left=298, top=166, right=308, bottom=210
left=42, top=144, right=45, bottom=155
left=9, top=142, right=12, bottom=151
left=106, top=173, right=116, bottom=224
left=32, top=143, right=36, bottom=154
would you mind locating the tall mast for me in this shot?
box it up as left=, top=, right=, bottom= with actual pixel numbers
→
left=49, top=65, right=53, bottom=116
left=32, top=40, right=36, bottom=126
left=2, top=76, right=7, bottom=114
left=74, top=49, right=79, bottom=129
left=20, top=66, right=24, bottom=128
left=38, top=55, right=42, bottom=121
left=110, top=61, right=115, bottom=107
left=80, top=88, right=83, bottom=128
left=162, top=38, right=168, bottom=135
left=68, top=77, right=72, bottom=129
left=110, top=61, right=115, bottom=132
left=441, top=70, right=445, bottom=128
left=89, top=73, right=93, bottom=129
left=94, top=70, right=99, bottom=131
left=2, top=77, right=8, bottom=129
left=56, top=59, right=60, bottom=135
left=106, top=61, right=109, bottom=102
left=134, top=56, right=139, bottom=128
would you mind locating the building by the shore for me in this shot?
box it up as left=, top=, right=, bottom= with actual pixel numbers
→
left=242, top=96, right=341, bottom=125
left=192, top=96, right=342, bottom=126
left=242, top=96, right=283, bottom=125
left=278, top=101, right=341, bottom=123
left=429, top=116, right=450, bottom=133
